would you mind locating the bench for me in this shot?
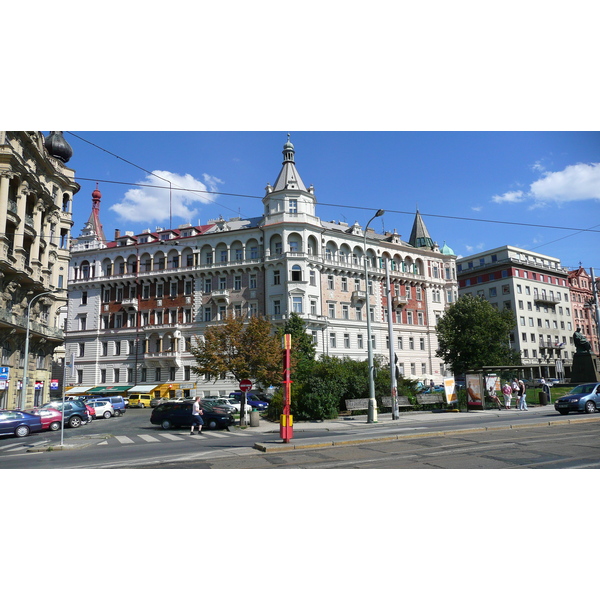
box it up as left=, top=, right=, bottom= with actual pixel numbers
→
left=416, top=393, right=445, bottom=408
left=381, top=396, right=414, bottom=410
left=345, top=396, right=414, bottom=413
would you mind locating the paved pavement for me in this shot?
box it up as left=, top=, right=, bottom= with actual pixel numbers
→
left=26, top=403, right=600, bottom=454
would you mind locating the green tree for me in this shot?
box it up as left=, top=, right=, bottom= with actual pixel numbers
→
left=190, top=314, right=281, bottom=424
left=435, top=294, right=520, bottom=377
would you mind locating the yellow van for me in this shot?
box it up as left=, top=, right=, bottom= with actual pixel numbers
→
left=127, top=393, right=153, bottom=408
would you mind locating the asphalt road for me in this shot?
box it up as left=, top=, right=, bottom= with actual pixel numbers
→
left=1, top=407, right=599, bottom=469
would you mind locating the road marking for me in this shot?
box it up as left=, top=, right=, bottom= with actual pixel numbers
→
left=158, top=433, right=184, bottom=441
left=5, top=440, right=48, bottom=452
left=138, top=434, right=161, bottom=443
left=1, top=442, right=24, bottom=451
left=115, top=436, right=135, bottom=444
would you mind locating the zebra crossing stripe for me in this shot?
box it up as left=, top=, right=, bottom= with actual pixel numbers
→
left=115, top=435, right=135, bottom=444
left=158, top=433, right=184, bottom=441
left=138, top=434, right=161, bottom=443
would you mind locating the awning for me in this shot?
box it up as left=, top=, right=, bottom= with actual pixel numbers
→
left=126, top=385, right=160, bottom=393
left=86, top=385, right=133, bottom=395
left=65, top=386, right=93, bottom=395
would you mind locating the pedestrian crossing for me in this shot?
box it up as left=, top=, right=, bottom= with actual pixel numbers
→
left=96, top=429, right=259, bottom=446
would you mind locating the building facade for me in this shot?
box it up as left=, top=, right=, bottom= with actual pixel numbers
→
left=0, top=131, right=79, bottom=408
left=65, top=137, right=458, bottom=399
left=567, top=267, right=599, bottom=355
left=457, top=245, right=576, bottom=380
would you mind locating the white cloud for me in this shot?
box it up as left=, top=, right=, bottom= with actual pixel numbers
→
left=471, top=206, right=483, bottom=212
left=109, top=170, right=223, bottom=224
left=492, top=162, right=600, bottom=206
left=465, top=243, right=484, bottom=252
left=530, top=162, right=600, bottom=202
left=491, top=190, right=525, bottom=204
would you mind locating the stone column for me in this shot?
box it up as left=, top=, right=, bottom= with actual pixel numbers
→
left=0, top=173, right=10, bottom=237
left=31, top=200, right=44, bottom=262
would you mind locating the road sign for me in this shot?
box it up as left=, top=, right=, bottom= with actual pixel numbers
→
left=239, top=379, right=253, bottom=392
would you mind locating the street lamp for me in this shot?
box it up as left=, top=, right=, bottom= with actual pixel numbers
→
left=364, top=208, right=385, bottom=423
left=20, top=291, right=53, bottom=410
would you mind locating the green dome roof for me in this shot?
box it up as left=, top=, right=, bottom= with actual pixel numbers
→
left=441, top=241, right=454, bottom=255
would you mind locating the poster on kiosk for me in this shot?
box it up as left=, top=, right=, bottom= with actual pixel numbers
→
left=466, top=374, right=483, bottom=409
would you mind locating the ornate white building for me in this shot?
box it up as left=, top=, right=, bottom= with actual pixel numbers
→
left=65, top=136, right=458, bottom=399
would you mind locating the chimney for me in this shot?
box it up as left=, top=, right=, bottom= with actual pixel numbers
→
left=115, top=229, right=120, bottom=240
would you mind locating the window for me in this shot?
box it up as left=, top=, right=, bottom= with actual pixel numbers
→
left=184, top=366, right=191, bottom=381
left=78, top=343, right=85, bottom=357
left=341, top=277, right=348, bottom=291
left=101, top=342, right=108, bottom=356
left=328, top=303, right=335, bottom=318
left=310, top=299, right=317, bottom=315
left=421, top=363, right=427, bottom=375
left=127, top=368, right=133, bottom=383
left=310, top=271, right=316, bottom=286
left=115, top=341, right=121, bottom=355
left=417, top=312, right=424, bottom=326
left=397, top=337, right=403, bottom=350
left=502, top=285, right=510, bottom=294
left=273, top=271, right=280, bottom=286
left=409, top=337, right=415, bottom=350
left=249, top=274, right=257, bottom=289
left=342, top=305, right=349, bottom=320
left=344, top=333, right=350, bottom=348
left=100, top=369, right=106, bottom=383
left=370, top=335, right=376, bottom=350
left=291, top=266, right=302, bottom=282
left=407, top=312, right=413, bottom=325
left=204, top=279, right=212, bottom=293
left=419, top=338, right=425, bottom=351
left=79, top=316, right=87, bottom=331
left=77, top=370, right=83, bottom=384
left=141, top=368, right=147, bottom=383
left=170, top=282, right=178, bottom=297
left=81, top=291, right=88, bottom=305
left=357, top=334, right=364, bottom=349
left=114, top=369, right=120, bottom=383
left=289, top=199, right=298, bottom=214
left=219, top=277, right=227, bottom=290
left=273, top=300, right=281, bottom=315
left=354, top=278, right=361, bottom=291
left=329, top=332, right=336, bottom=348
left=250, top=246, right=258, bottom=259
left=155, top=368, right=161, bottom=382
left=489, top=287, right=497, bottom=297
left=292, top=297, right=303, bottom=313
left=204, top=306, right=212, bottom=321
left=327, top=275, right=334, bottom=290
left=156, top=283, right=163, bottom=298
left=416, top=287, right=422, bottom=301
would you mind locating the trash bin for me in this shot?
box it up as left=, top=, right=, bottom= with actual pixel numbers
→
left=539, top=391, right=549, bottom=406
left=249, top=409, right=260, bottom=427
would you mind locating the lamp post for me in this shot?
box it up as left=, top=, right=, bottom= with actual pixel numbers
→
left=364, top=209, right=385, bottom=423
left=20, top=291, right=53, bottom=410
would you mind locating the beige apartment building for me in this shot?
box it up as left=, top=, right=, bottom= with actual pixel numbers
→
left=0, top=132, right=79, bottom=408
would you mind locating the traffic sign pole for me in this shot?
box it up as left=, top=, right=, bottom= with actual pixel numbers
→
left=280, top=334, right=293, bottom=443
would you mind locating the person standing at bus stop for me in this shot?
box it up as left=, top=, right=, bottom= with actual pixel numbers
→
left=191, top=396, right=204, bottom=435
left=517, top=380, right=528, bottom=411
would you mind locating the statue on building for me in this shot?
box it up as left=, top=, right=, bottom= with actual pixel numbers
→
left=573, top=327, right=592, bottom=354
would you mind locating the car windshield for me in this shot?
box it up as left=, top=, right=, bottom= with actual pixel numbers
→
left=569, top=384, right=597, bottom=395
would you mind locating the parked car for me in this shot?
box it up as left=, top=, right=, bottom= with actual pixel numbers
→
left=93, top=396, right=126, bottom=416
left=150, top=397, right=170, bottom=408
left=200, top=399, right=236, bottom=414
left=150, top=401, right=235, bottom=431
left=554, top=383, right=600, bottom=415
left=43, top=400, right=90, bottom=429
left=85, top=400, right=115, bottom=419
left=228, top=392, right=268, bottom=411
left=128, top=393, right=152, bottom=408
left=226, top=396, right=251, bottom=414
left=0, top=410, right=43, bottom=438
left=26, top=407, right=63, bottom=431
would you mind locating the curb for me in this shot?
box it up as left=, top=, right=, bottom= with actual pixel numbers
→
left=252, top=416, right=600, bottom=453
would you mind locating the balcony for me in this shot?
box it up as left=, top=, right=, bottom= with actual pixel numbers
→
left=393, top=295, right=408, bottom=307
left=122, top=298, right=139, bottom=309
left=533, top=292, right=560, bottom=305
left=143, top=350, right=181, bottom=368
left=351, top=290, right=367, bottom=305
left=210, top=290, right=230, bottom=302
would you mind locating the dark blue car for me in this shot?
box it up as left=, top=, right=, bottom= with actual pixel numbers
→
left=0, top=410, right=43, bottom=438
left=228, top=392, right=268, bottom=410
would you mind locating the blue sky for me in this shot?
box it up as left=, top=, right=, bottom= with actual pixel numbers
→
left=61, top=131, right=600, bottom=272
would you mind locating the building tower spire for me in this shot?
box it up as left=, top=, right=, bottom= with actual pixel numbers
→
left=409, top=209, right=434, bottom=249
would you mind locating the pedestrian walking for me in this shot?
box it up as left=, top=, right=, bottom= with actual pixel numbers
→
left=517, top=379, right=528, bottom=411
left=502, top=381, right=513, bottom=409
left=191, top=396, right=204, bottom=435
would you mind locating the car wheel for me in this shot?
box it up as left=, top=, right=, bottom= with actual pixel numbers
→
left=68, top=415, right=82, bottom=428
left=207, top=419, right=218, bottom=430
left=103, top=411, right=112, bottom=419
left=139, top=403, right=145, bottom=408
left=15, top=425, right=30, bottom=438
left=161, top=420, right=171, bottom=430
left=584, top=401, right=596, bottom=414
left=49, top=421, right=61, bottom=431
left=558, top=410, right=569, bottom=416
left=114, top=409, right=121, bottom=417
